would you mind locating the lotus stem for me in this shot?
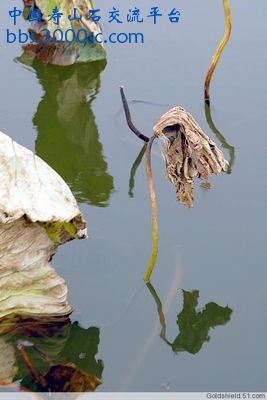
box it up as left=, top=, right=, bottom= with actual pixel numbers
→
left=144, top=135, right=158, bottom=282
left=89, top=0, right=95, bottom=10
left=204, top=0, right=232, bottom=102
left=120, top=86, right=149, bottom=143
left=119, top=86, right=158, bottom=281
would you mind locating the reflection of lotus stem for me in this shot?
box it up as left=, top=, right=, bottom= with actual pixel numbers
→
left=128, top=144, right=147, bottom=197
left=144, top=135, right=158, bottom=282
left=146, top=282, right=167, bottom=339
left=17, top=341, right=39, bottom=382
left=204, top=0, right=232, bottom=102
left=204, top=102, right=235, bottom=173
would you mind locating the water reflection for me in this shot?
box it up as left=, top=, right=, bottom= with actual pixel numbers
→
left=18, top=58, right=114, bottom=206
left=128, top=144, right=147, bottom=198
left=147, top=282, right=232, bottom=354
left=204, top=102, right=235, bottom=174
left=0, top=316, right=103, bottom=392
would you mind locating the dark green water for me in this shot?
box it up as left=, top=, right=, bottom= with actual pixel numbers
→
left=0, top=0, right=267, bottom=392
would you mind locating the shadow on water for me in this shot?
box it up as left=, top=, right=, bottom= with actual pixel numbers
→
left=146, top=282, right=232, bottom=354
left=19, top=58, right=114, bottom=207
left=0, top=316, right=103, bottom=392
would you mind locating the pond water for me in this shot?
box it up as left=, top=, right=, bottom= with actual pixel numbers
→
left=0, top=0, right=267, bottom=392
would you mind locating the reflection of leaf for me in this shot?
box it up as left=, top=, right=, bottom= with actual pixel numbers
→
left=0, top=131, right=86, bottom=318
left=38, top=363, right=101, bottom=392
left=21, top=0, right=106, bottom=65
left=30, top=61, right=114, bottom=207
left=172, top=290, right=232, bottom=354
left=147, top=284, right=232, bottom=355
left=0, top=317, right=103, bottom=392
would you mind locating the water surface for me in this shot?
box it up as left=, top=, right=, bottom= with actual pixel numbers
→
left=0, top=0, right=267, bottom=391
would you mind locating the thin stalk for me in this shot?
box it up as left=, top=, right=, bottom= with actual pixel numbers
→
left=144, top=135, right=158, bottom=282
left=120, top=86, right=149, bottom=143
left=128, top=144, right=147, bottom=197
left=204, top=0, right=232, bottom=102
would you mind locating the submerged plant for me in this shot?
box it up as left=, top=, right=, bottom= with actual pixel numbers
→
left=204, top=0, right=232, bottom=102
left=120, top=87, right=227, bottom=281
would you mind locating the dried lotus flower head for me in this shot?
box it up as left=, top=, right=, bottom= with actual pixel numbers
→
left=153, top=107, right=228, bottom=207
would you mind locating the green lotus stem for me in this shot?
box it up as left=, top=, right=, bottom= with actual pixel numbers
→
left=204, top=0, right=232, bottom=102
left=144, top=135, right=158, bottom=282
left=128, top=144, right=147, bottom=198
left=89, top=0, right=95, bottom=10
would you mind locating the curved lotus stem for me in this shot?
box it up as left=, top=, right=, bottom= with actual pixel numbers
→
left=204, top=0, right=232, bottom=102
left=120, top=86, right=149, bottom=143
left=119, top=86, right=158, bottom=280
left=144, top=135, right=158, bottom=282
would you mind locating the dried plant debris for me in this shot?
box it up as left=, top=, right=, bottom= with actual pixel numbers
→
left=36, top=363, right=101, bottom=392
left=0, top=317, right=103, bottom=391
left=153, top=107, right=228, bottom=207
left=0, top=218, right=71, bottom=319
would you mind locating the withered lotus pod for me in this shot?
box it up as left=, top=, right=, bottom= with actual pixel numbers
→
left=153, top=106, right=228, bottom=207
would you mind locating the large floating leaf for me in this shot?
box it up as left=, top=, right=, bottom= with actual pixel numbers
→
left=0, top=131, right=87, bottom=318
left=0, top=131, right=87, bottom=226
